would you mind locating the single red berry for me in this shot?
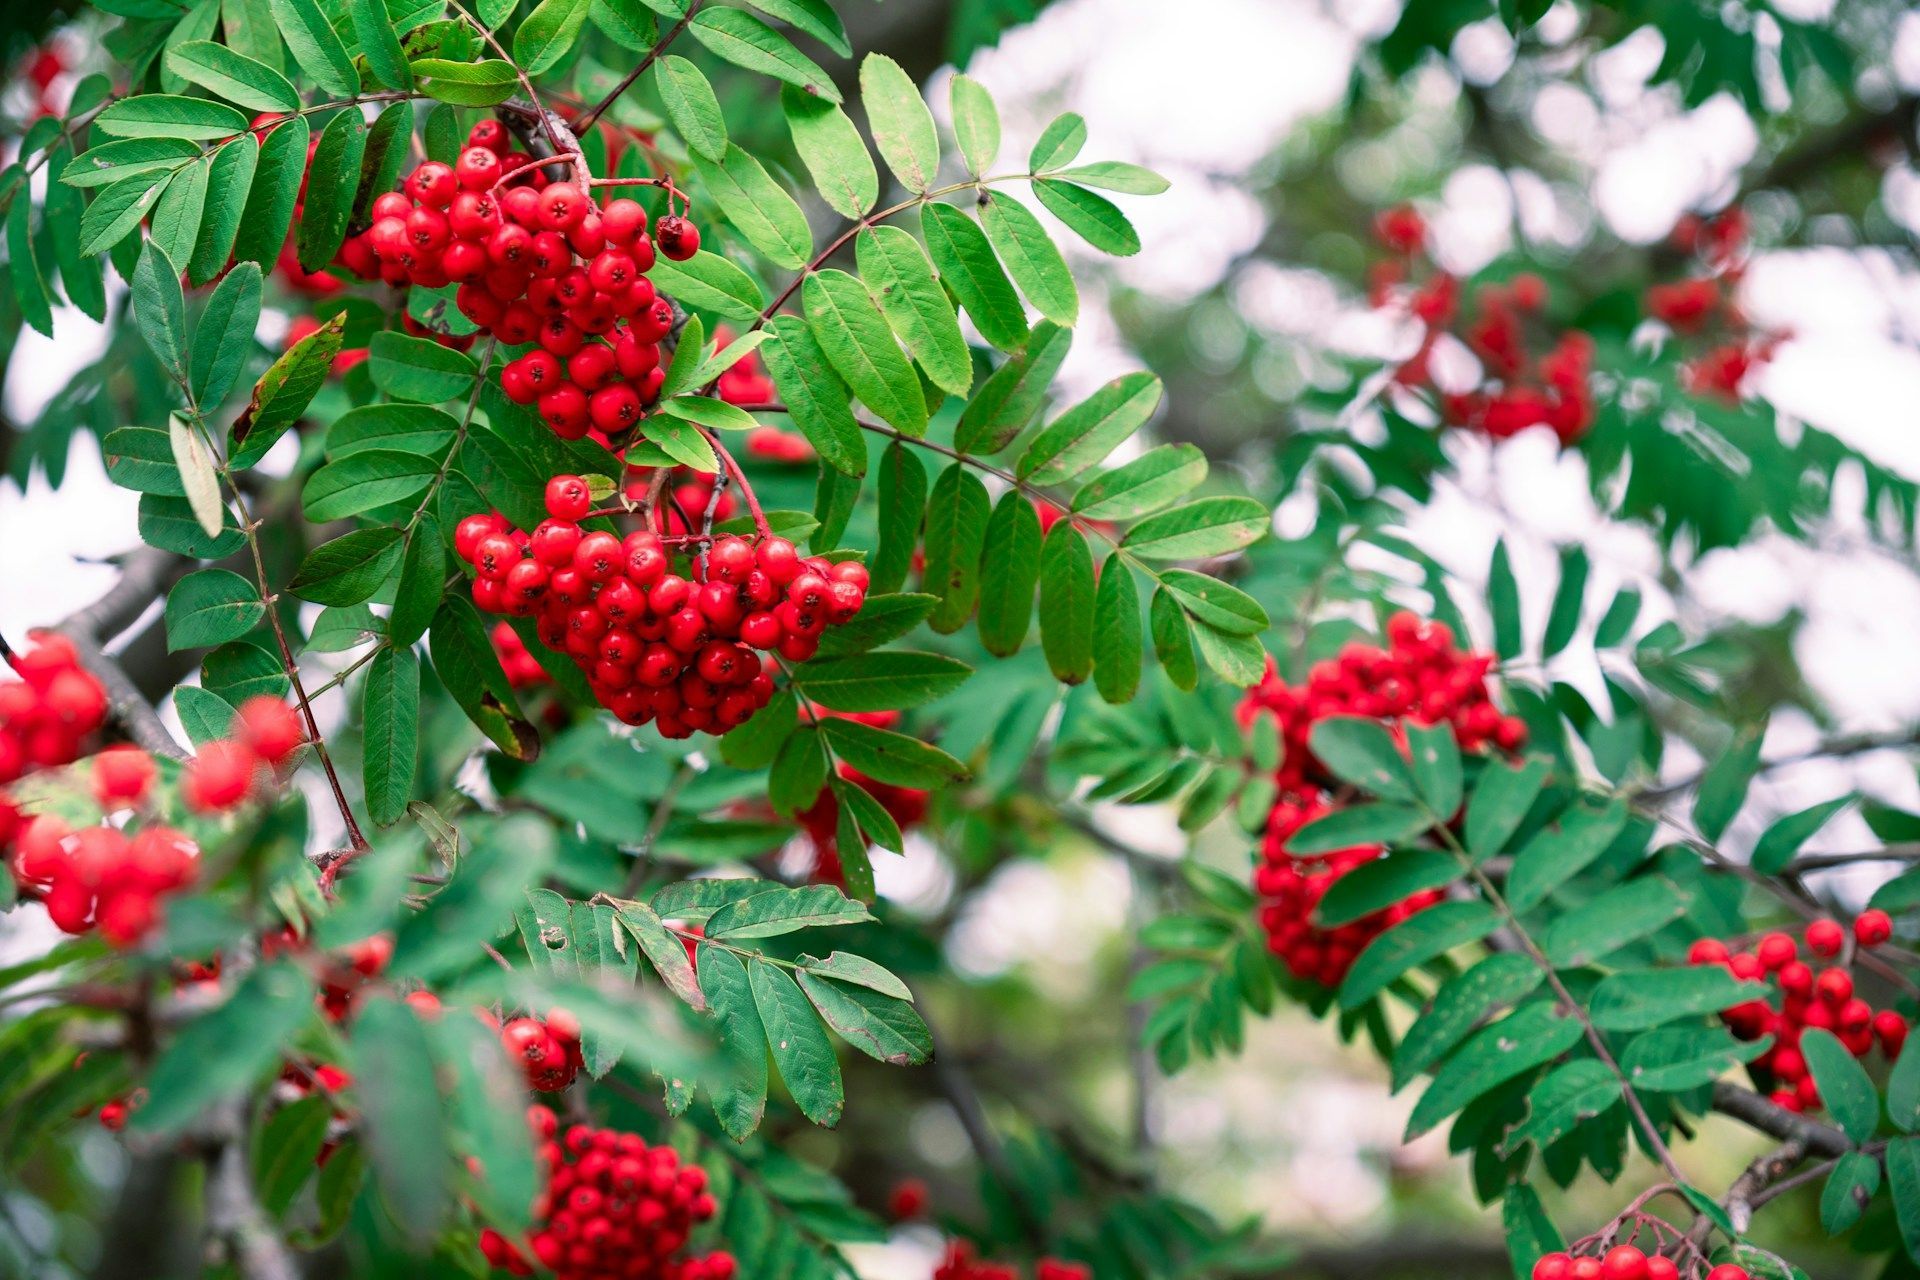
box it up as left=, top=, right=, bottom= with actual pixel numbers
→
left=1807, top=918, right=1845, bottom=956
left=236, top=697, right=304, bottom=764
left=91, top=745, right=156, bottom=808
left=545, top=474, right=592, bottom=521
left=1856, top=909, right=1894, bottom=949
left=656, top=214, right=700, bottom=260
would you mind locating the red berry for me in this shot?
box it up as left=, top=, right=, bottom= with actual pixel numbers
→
left=1856, top=909, right=1894, bottom=949
left=656, top=214, right=700, bottom=260
left=545, top=474, right=592, bottom=520
left=91, top=745, right=156, bottom=808
left=236, top=697, right=304, bottom=764
left=1807, top=918, right=1845, bottom=956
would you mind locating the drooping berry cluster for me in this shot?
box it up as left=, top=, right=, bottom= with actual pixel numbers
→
left=7, top=699, right=300, bottom=947
left=1644, top=207, right=1783, bottom=403
left=1533, top=1244, right=1749, bottom=1280
left=1688, top=912, right=1908, bottom=1114
left=454, top=475, right=867, bottom=737
left=478, top=1105, right=735, bottom=1280
left=335, top=120, right=698, bottom=443
left=1369, top=205, right=1595, bottom=444
left=1237, top=612, right=1522, bottom=986
left=932, top=1242, right=1090, bottom=1280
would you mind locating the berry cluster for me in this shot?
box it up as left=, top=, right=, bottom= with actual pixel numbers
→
left=0, top=632, right=107, bottom=785
left=337, top=120, right=698, bottom=443
left=7, top=700, right=299, bottom=948
left=1688, top=913, right=1908, bottom=1113
left=1532, top=1245, right=1749, bottom=1280
left=454, top=475, right=868, bottom=737
left=1369, top=205, right=1595, bottom=444
left=932, top=1242, right=1090, bottom=1280
left=479, top=1105, right=734, bottom=1280
left=1237, top=612, right=1522, bottom=986
left=1643, top=207, right=1782, bottom=403
left=494, top=1010, right=585, bottom=1093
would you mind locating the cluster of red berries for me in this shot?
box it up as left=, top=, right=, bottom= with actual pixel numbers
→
left=1688, top=912, right=1908, bottom=1114
left=334, top=120, right=700, bottom=443
left=0, top=632, right=107, bottom=785
left=1237, top=612, right=1522, bottom=986
left=1369, top=205, right=1595, bottom=444
left=261, top=929, right=393, bottom=1022
left=478, top=1105, right=734, bottom=1280
left=933, top=1242, right=1090, bottom=1280
left=796, top=711, right=930, bottom=885
left=1644, top=207, right=1782, bottom=403
left=1532, top=1245, right=1748, bottom=1280
left=454, top=474, right=868, bottom=737
left=7, top=700, right=299, bottom=947
left=493, top=1010, right=585, bottom=1092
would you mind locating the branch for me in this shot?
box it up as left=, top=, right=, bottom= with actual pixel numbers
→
left=203, top=1099, right=298, bottom=1280
left=1637, top=726, right=1920, bottom=805
left=1709, top=1081, right=1852, bottom=1158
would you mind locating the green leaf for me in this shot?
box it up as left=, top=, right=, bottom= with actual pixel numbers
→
left=697, top=946, right=769, bottom=1140
left=1029, top=112, right=1087, bottom=171
left=149, top=155, right=211, bottom=272
left=1092, top=553, right=1143, bottom=704
left=814, top=593, right=937, bottom=657
left=288, top=528, right=405, bottom=606
left=1540, top=876, right=1686, bottom=968
left=1020, top=373, right=1160, bottom=484
left=803, top=268, right=927, bottom=435
left=1121, top=496, right=1268, bottom=560
left=871, top=442, right=926, bottom=596
left=1823, top=1151, right=1882, bottom=1235
left=1802, top=1027, right=1880, bottom=1143
left=231, top=312, right=343, bottom=467
left=657, top=395, right=760, bottom=432
left=1052, top=161, right=1168, bottom=194
left=797, top=971, right=931, bottom=1065
left=769, top=725, right=830, bottom=816
left=976, top=491, right=1042, bottom=656
left=296, top=107, right=366, bottom=271
left=953, top=319, right=1069, bottom=454
left=740, top=0, right=847, bottom=53
left=303, top=450, right=442, bottom=521
left=162, top=39, right=299, bottom=110
left=1039, top=520, right=1095, bottom=684
left=1500, top=1059, right=1620, bottom=1155
left=429, top=1011, right=538, bottom=1232
left=1502, top=1184, right=1565, bottom=1280
left=1339, top=901, right=1499, bottom=1008
left=688, top=7, right=840, bottom=102
left=62, top=137, right=199, bottom=188
left=1893, top=1138, right=1920, bottom=1262
left=514, top=0, right=593, bottom=72
left=232, top=115, right=308, bottom=268
left=921, top=462, right=991, bottom=632
left=1032, top=179, right=1140, bottom=256
left=131, top=963, right=314, bottom=1134
left=798, top=952, right=913, bottom=1001
left=190, top=263, right=262, bottom=409
left=166, top=569, right=265, bottom=651
left=270, top=0, right=361, bottom=96
left=368, top=330, right=478, bottom=403
left=97, top=94, right=249, bottom=141
left=860, top=53, right=939, bottom=192
left=77, top=175, right=171, bottom=258
left=656, top=55, right=728, bottom=164
left=783, top=85, right=874, bottom=219
left=389, top=517, right=446, bottom=648
left=253, top=1096, right=332, bottom=1216
left=133, top=240, right=188, bottom=384
left=856, top=225, right=971, bottom=397
left=1541, top=546, right=1588, bottom=658
left=105, top=426, right=186, bottom=495
left=363, top=645, right=420, bottom=826
left=922, top=202, right=1029, bottom=353
left=1404, top=1003, right=1584, bottom=1138
left=1596, top=589, right=1642, bottom=648
left=1751, top=796, right=1852, bottom=875
left=761, top=316, right=865, bottom=476
left=1694, top=726, right=1764, bottom=842
left=981, top=191, right=1077, bottom=326
left=614, top=899, right=706, bottom=1010
left=349, top=0, right=412, bottom=89
left=201, top=641, right=289, bottom=704
left=1391, top=951, right=1542, bottom=1088
left=1150, top=587, right=1198, bottom=691
left=167, top=412, right=226, bottom=540
left=950, top=75, right=1000, bottom=176
left=1588, top=967, right=1767, bottom=1033
left=1307, top=716, right=1418, bottom=802
left=1893, top=1027, right=1920, bottom=1132
left=428, top=598, right=538, bottom=760
left=175, top=685, right=237, bottom=746
left=1488, top=540, right=1522, bottom=660
left=1074, top=444, right=1207, bottom=522
left=409, top=59, right=520, bottom=106
left=1464, top=758, right=1549, bottom=861
left=820, top=717, right=970, bottom=789
left=139, top=493, right=246, bottom=557
left=1504, top=801, right=1631, bottom=912
left=793, top=651, right=971, bottom=712
left=1316, top=849, right=1457, bottom=928
left=748, top=962, right=843, bottom=1126
left=1406, top=721, right=1463, bottom=816
left=1285, top=802, right=1431, bottom=855
left=1619, top=1025, right=1768, bottom=1092
left=349, top=997, right=451, bottom=1245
